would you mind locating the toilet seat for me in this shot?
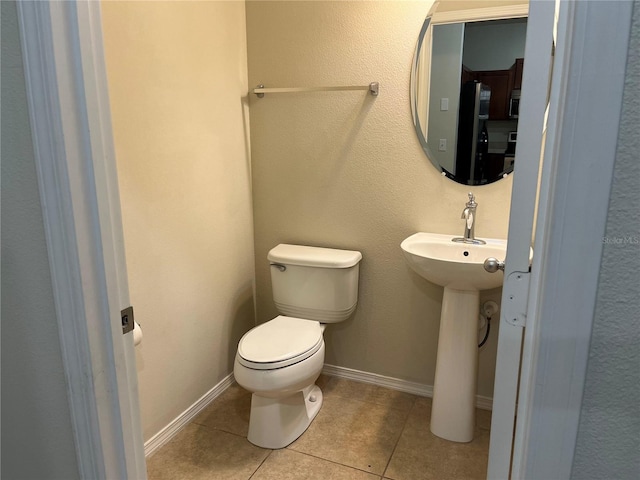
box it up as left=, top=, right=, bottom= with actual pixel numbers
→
left=237, top=316, right=323, bottom=370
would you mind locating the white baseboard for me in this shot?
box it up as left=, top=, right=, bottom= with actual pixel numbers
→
left=322, top=364, right=493, bottom=411
left=144, top=373, right=235, bottom=457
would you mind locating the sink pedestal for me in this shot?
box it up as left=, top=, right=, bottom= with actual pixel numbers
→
left=430, top=287, right=479, bottom=443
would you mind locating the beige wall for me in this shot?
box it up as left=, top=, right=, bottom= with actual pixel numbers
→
left=247, top=1, right=511, bottom=397
left=101, top=1, right=255, bottom=441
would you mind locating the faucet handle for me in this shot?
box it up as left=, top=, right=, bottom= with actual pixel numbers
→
left=467, top=192, right=477, bottom=207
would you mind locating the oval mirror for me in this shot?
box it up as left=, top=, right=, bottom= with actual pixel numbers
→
left=411, top=2, right=528, bottom=185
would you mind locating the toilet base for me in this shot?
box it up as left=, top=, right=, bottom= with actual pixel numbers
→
left=247, top=384, right=323, bottom=449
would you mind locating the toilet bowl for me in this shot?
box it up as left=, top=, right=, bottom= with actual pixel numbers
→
left=234, top=316, right=326, bottom=448
left=233, top=244, right=361, bottom=449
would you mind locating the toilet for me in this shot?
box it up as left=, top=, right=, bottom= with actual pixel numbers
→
left=233, top=244, right=362, bottom=449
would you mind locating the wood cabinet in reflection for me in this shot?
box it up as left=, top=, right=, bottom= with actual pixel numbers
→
left=461, top=58, right=524, bottom=120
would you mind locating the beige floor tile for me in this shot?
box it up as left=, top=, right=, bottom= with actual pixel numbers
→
left=252, top=449, right=380, bottom=480
left=316, top=373, right=332, bottom=389
left=193, top=378, right=332, bottom=438
left=147, top=424, right=269, bottom=480
left=192, top=384, right=252, bottom=437
left=322, top=377, right=417, bottom=413
left=288, top=394, right=409, bottom=475
left=384, top=397, right=490, bottom=480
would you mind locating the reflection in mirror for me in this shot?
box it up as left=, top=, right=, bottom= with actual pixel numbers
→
left=412, top=8, right=527, bottom=186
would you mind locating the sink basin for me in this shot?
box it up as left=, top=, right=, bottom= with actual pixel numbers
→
left=401, top=232, right=507, bottom=291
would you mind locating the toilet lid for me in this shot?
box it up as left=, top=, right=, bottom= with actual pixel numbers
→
left=237, top=316, right=323, bottom=370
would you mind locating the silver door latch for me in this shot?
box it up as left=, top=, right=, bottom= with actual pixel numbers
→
left=121, top=306, right=134, bottom=334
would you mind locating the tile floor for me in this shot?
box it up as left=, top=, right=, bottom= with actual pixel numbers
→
left=147, top=375, right=491, bottom=480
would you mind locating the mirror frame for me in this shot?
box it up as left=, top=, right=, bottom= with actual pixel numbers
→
left=410, top=2, right=529, bottom=184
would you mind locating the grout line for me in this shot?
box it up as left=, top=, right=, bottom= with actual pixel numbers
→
left=194, top=423, right=246, bottom=438
left=247, top=448, right=274, bottom=479
left=381, top=395, right=417, bottom=479
left=186, top=422, right=251, bottom=442
left=189, top=418, right=247, bottom=437
left=320, top=377, right=420, bottom=416
left=185, top=419, right=276, bottom=463
left=285, top=447, right=387, bottom=477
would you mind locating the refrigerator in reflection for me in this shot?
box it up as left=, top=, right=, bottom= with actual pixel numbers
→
left=455, top=81, right=491, bottom=185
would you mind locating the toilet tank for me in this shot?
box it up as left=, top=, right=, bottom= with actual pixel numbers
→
left=268, top=244, right=362, bottom=323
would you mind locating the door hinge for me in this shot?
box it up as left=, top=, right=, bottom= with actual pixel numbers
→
left=121, top=306, right=134, bottom=334
left=503, top=271, right=530, bottom=327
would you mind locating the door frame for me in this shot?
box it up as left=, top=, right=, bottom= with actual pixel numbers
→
left=17, top=0, right=633, bottom=478
left=488, top=0, right=634, bottom=478
left=508, top=0, right=634, bottom=478
left=17, top=1, right=146, bottom=478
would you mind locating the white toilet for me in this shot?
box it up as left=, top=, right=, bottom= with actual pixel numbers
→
left=234, top=244, right=362, bottom=449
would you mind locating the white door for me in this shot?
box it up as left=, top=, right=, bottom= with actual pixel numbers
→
left=487, top=0, right=634, bottom=478
left=18, top=1, right=147, bottom=478
left=486, top=0, right=557, bottom=476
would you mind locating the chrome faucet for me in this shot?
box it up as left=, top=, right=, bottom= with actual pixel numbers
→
left=453, top=193, right=486, bottom=245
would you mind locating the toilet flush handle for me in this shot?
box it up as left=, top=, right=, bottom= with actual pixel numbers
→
left=270, top=263, right=287, bottom=272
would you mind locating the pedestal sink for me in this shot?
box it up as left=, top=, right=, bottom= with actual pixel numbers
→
left=401, top=232, right=507, bottom=443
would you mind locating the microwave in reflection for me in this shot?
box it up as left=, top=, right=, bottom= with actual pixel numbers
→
left=509, top=89, right=521, bottom=118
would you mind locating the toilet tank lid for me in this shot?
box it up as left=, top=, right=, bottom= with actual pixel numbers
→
left=268, top=244, right=362, bottom=268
